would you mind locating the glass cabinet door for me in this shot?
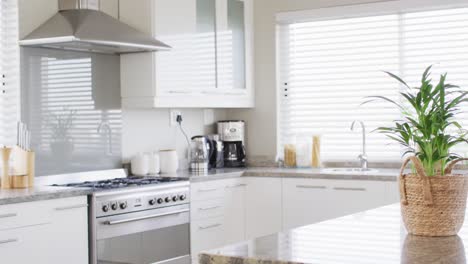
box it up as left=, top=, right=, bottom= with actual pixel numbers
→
left=154, top=0, right=217, bottom=93
left=216, top=0, right=246, bottom=90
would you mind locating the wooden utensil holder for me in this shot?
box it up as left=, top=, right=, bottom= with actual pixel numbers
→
left=1, top=146, right=35, bottom=189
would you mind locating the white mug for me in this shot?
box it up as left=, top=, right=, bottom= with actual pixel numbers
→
left=148, top=152, right=160, bottom=175
left=159, top=149, right=178, bottom=174
left=131, top=153, right=149, bottom=176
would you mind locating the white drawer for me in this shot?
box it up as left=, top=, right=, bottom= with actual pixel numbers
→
left=191, top=199, right=224, bottom=220
left=0, top=196, right=87, bottom=231
left=191, top=216, right=225, bottom=254
left=191, top=181, right=227, bottom=201
left=191, top=178, right=245, bottom=201
left=0, top=223, right=51, bottom=263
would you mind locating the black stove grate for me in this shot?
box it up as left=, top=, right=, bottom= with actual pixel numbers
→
left=52, top=176, right=186, bottom=190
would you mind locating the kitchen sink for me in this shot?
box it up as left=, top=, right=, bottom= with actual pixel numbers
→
left=322, top=168, right=379, bottom=174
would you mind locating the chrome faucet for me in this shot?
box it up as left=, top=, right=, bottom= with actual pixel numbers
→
left=97, top=121, right=112, bottom=155
left=350, top=120, right=368, bottom=170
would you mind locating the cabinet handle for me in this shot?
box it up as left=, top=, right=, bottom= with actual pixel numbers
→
left=55, top=204, right=88, bottom=211
left=226, top=184, right=247, bottom=188
left=198, top=206, right=221, bottom=211
left=296, top=185, right=327, bottom=189
left=168, top=91, right=192, bottom=94
left=199, top=223, right=222, bottom=230
left=0, top=213, right=17, bottom=219
left=0, top=238, right=18, bottom=245
left=333, top=187, right=366, bottom=192
left=198, top=188, right=218, bottom=192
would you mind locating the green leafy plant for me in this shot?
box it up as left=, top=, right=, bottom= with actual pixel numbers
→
left=365, top=66, right=468, bottom=176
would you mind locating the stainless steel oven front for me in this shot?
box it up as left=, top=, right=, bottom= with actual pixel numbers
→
left=89, top=184, right=191, bottom=264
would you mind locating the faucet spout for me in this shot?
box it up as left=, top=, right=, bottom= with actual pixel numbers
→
left=351, top=120, right=368, bottom=170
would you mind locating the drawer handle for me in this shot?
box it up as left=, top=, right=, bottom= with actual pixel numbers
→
left=0, top=213, right=17, bottom=219
left=199, top=223, right=222, bottom=230
left=296, top=185, right=327, bottom=189
left=333, top=187, right=366, bottom=191
left=198, top=188, right=218, bottom=192
left=226, top=184, right=247, bottom=189
left=198, top=206, right=221, bottom=211
left=55, top=204, right=88, bottom=211
left=0, top=238, right=18, bottom=245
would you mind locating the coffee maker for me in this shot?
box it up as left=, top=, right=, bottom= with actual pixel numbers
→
left=217, top=121, right=246, bottom=167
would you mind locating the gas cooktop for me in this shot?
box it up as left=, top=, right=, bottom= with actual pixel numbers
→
left=52, top=176, right=187, bottom=190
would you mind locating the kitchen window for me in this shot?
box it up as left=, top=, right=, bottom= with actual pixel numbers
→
left=0, top=0, right=19, bottom=146
left=277, top=0, right=468, bottom=163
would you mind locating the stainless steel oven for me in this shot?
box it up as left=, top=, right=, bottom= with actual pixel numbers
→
left=88, top=182, right=191, bottom=264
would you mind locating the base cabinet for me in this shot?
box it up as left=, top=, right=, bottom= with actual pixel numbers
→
left=190, top=178, right=246, bottom=257
left=190, top=176, right=399, bottom=259
left=0, top=196, right=88, bottom=264
left=282, top=178, right=398, bottom=230
left=244, top=177, right=282, bottom=239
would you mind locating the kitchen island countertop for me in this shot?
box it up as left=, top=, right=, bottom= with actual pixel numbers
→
left=199, top=203, right=468, bottom=264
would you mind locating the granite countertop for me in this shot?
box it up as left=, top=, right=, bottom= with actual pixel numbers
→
left=0, top=167, right=464, bottom=206
left=0, top=185, right=92, bottom=205
left=200, top=203, right=468, bottom=264
left=187, top=167, right=402, bottom=182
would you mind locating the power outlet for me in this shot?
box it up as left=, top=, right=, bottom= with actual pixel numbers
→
left=169, top=109, right=182, bottom=127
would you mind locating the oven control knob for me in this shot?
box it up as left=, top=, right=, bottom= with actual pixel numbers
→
left=179, top=194, right=187, bottom=201
left=102, top=205, right=109, bottom=212
left=172, top=196, right=178, bottom=202
left=120, top=202, right=127, bottom=210
left=165, top=197, right=171, bottom=203
left=149, top=199, right=156, bottom=205
left=111, top=203, right=118, bottom=211
left=157, top=198, right=164, bottom=204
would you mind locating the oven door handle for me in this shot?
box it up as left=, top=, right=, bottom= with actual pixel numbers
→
left=103, top=209, right=189, bottom=226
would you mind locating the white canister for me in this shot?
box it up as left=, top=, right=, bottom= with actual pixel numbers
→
left=131, top=153, right=149, bottom=176
left=159, top=149, right=179, bottom=174
left=148, top=152, right=160, bottom=175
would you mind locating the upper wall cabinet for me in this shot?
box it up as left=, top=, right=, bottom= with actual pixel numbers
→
left=120, top=0, right=254, bottom=108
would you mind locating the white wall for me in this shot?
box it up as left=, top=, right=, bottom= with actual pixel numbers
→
left=122, top=109, right=226, bottom=168
left=227, top=0, right=390, bottom=161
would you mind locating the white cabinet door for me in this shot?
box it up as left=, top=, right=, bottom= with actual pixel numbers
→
left=327, top=180, right=389, bottom=219
left=283, top=178, right=393, bottom=231
left=49, top=196, right=89, bottom=264
left=223, top=180, right=246, bottom=244
left=245, top=177, right=282, bottom=239
left=119, top=0, right=254, bottom=108
left=283, top=178, right=335, bottom=230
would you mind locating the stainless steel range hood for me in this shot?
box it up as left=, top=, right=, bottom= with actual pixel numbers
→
left=19, top=0, right=171, bottom=54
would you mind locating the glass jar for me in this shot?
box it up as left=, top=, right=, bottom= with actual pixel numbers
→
left=296, top=135, right=312, bottom=168
left=312, top=135, right=322, bottom=168
left=283, top=136, right=296, bottom=168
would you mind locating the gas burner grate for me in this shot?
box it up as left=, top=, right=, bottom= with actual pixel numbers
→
left=52, top=176, right=187, bottom=190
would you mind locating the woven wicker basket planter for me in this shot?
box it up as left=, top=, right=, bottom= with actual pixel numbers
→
left=399, top=157, right=468, bottom=237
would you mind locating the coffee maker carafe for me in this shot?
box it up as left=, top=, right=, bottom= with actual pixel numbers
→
left=217, top=121, right=246, bottom=167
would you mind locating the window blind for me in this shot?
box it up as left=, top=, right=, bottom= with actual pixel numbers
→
left=278, top=4, right=468, bottom=163
left=0, top=0, right=19, bottom=146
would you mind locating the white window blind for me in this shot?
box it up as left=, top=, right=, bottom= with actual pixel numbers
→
left=278, top=3, right=468, bottom=163
left=0, top=0, right=19, bottom=146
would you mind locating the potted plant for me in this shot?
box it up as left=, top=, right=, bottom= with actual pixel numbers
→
left=367, top=66, right=468, bottom=236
